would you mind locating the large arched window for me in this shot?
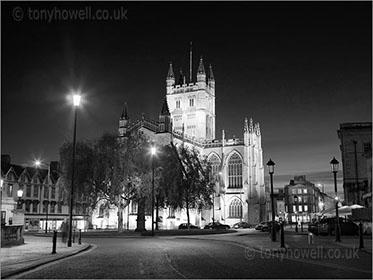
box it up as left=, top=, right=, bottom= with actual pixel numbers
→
left=229, top=198, right=242, bottom=218
left=208, top=154, right=221, bottom=182
left=228, top=153, right=242, bottom=188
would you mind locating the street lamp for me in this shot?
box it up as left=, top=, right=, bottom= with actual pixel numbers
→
left=294, top=195, right=298, bottom=233
left=0, top=179, right=4, bottom=225
left=151, top=146, right=156, bottom=237
left=266, top=159, right=276, bottom=242
left=34, top=160, right=51, bottom=233
left=17, top=189, right=24, bottom=209
left=330, top=157, right=341, bottom=242
left=68, top=93, right=81, bottom=247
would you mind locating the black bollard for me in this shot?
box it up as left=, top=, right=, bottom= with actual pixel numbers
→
left=52, top=230, right=57, bottom=254
left=280, top=222, right=285, bottom=248
left=359, top=221, right=364, bottom=249
left=73, top=229, right=75, bottom=243
left=301, top=222, right=303, bottom=232
left=78, top=229, right=81, bottom=245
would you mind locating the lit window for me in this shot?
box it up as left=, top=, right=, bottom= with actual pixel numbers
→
left=228, top=153, right=243, bottom=188
left=7, top=184, right=13, bottom=197
left=304, top=205, right=308, bottom=211
left=208, top=154, right=221, bottom=181
left=168, top=207, right=175, bottom=218
left=131, top=201, right=138, bottom=214
left=229, top=199, right=242, bottom=218
left=293, top=205, right=296, bottom=212
left=304, top=189, right=307, bottom=194
left=299, top=205, right=303, bottom=212
left=298, top=189, right=302, bottom=194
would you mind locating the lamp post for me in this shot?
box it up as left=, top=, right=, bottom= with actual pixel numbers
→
left=0, top=179, right=3, bottom=224
left=151, top=146, right=156, bottom=237
left=294, top=195, right=298, bottom=233
left=330, top=157, right=341, bottom=242
left=266, top=159, right=276, bottom=242
left=68, top=93, right=81, bottom=247
left=34, top=160, right=51, bottom=233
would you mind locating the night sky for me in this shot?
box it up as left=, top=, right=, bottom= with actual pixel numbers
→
left=1, top=1, right=371, bottom=192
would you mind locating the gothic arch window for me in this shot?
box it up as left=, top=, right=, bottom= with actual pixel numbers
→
left=229, top=198, right=242, bottom=218
left=208, top=153, right=221, bottom=181
left=228, top=153, right=243, bottom=188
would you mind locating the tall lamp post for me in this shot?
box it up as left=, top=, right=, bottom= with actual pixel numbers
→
left=0, top=179, right=3, bottom=224
left=330, top=157, right=341, bottom=242
left=266, top=159, right=276, bottom=242
left=35, top=160, right=51, bottom=233
left=151, top=146, right=156, bottom=237
left=68, top=94, right=81, bottom=247
left=294, top=195, right=298, bottom=233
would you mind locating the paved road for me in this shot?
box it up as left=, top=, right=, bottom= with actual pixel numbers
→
left=17, top=236, right=372, bottom=279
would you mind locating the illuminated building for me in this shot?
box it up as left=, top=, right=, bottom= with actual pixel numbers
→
left=103, top=54, right=267, bottom=230
left=337, top=122, right=372, bottom=206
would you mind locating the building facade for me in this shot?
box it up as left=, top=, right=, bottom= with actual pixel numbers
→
left=1, top=155, right=88, bottom=231
left=284, top=175, right=321, bottom=224
left=109, top=56, right=267, bottom=230
left=337, top=122, right=372, bottom=206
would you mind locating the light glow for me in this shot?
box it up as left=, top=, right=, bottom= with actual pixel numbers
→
left=151, top=147, right=156, bottom=155
left=17, top=189, right=23, bottom=198
left=73, top=94, right=81, bottom=107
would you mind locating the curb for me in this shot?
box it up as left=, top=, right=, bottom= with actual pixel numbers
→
left=1, top=243, right=92, bottom=279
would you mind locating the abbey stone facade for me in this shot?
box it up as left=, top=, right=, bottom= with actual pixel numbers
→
left=91, top=56, right=267, bottom=230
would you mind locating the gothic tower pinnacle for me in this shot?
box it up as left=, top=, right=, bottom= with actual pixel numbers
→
left=119, top=102, right=130, bottom=137
left=197, top=57, right=206, bottom=88
left=166, top=62, right=175, bottom=94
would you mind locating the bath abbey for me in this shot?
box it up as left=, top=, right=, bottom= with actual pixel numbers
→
left=93, top=55, right=267, bottom=230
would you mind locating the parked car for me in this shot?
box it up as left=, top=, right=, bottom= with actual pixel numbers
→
left=308, top=217, right=359, bottom=236
left=204, top=222, right=230, bottom=230
left=261, top=222, right=270, bottom=232
left=178, top=223, right=199, bottom=230
left=233, top=222, right=251, bottom=229
left=255, top=222, right=266, bottom=230
left=255, top=221, right=279, bottom=232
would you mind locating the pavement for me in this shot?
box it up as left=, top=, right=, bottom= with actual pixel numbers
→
left=0, top=228, right=371, bottom=279
left=1, top=233, right=91, bottom=279
left=172, top=227, right=372, bottom=254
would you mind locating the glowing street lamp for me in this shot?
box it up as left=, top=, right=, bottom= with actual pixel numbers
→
left=266, top=159, right=276, bottom=242
left=68, top=93, right=81, bottom=247
left=330, top=157, right=341, bottom=242
left=17, top=189, right=24, bottom=209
